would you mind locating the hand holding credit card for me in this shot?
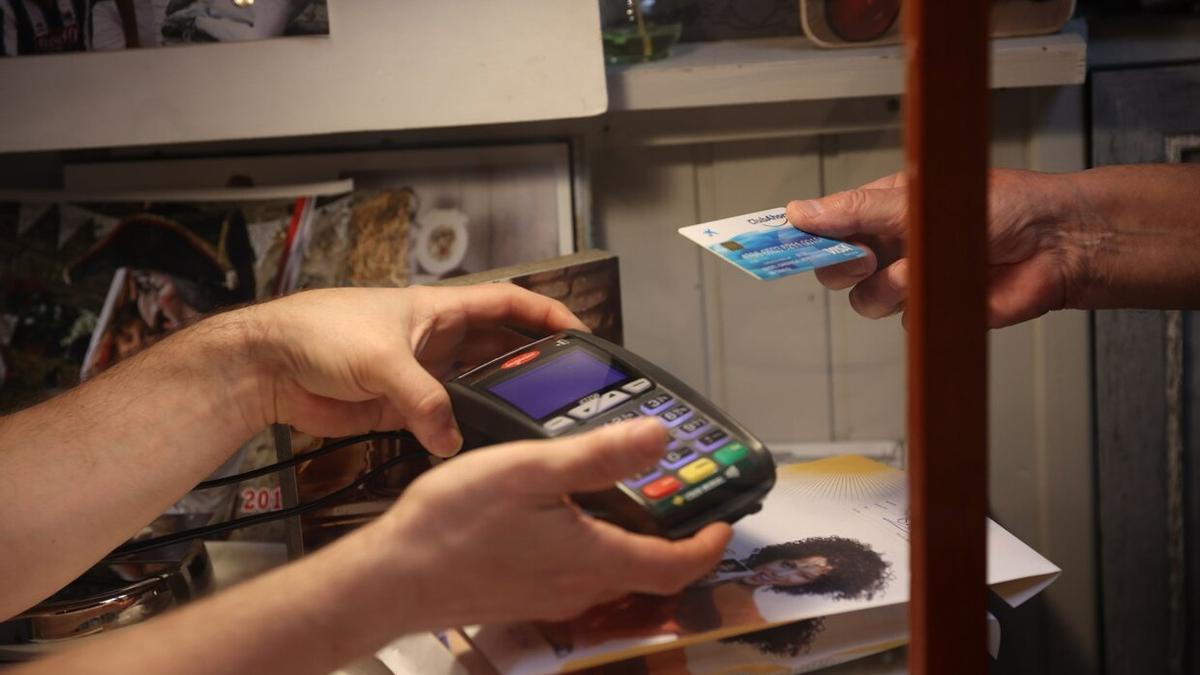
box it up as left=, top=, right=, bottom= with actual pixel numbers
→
left=678, top=207, right=865, bottom=281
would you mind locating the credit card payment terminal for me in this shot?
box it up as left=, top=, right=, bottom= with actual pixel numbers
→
left=447, top=330, right=776, bottom=539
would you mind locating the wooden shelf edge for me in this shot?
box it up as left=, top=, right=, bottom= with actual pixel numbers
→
left=607, top=31, right=1086, bottom=111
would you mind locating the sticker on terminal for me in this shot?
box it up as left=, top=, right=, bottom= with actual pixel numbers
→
left=501, top=351, right=540, bottom=369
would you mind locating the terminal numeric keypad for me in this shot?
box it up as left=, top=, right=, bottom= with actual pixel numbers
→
left=571, top=382, right=752, bottom=508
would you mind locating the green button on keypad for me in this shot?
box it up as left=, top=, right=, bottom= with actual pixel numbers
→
left=713, top=442, right=748, bottom=465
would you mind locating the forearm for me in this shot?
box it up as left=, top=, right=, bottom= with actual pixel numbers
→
left=0, top=310, right=271, bottom=618
left=9, top=521, right=424, bottom=675
left=1063, top=164, right=1200, bottom=310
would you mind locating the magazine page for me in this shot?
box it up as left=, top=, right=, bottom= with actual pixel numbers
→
left=587, top=604, right=907, bottom=675
left=465, top=455, right=1060, bottom=675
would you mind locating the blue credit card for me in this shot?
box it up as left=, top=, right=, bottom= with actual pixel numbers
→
left=678, top=207, right=866, bottom=281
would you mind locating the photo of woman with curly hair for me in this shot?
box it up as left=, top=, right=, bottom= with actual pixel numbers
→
left=537, top=535, right=891, bottom=657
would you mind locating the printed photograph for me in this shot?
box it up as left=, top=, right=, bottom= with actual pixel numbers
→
left=0, top=0, right=329, bottom=58
left=465, top=456, right=1060, bottom=674
left=535, top=536, right=892, bottom=657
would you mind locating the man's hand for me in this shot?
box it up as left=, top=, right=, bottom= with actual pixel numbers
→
left=786, top=169, right=1089, bottom=328
left=0, top=283, right=582, bottom=620
left=244, top=284, right=586, bottom=455
left=11, top=419, right=732, bottom=675
left=357, top=417, right=733, bottom=628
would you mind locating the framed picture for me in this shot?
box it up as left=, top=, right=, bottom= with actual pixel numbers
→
left=64, top=143, right=578, bottom=279
left=0, top=0, right=329, bottom=58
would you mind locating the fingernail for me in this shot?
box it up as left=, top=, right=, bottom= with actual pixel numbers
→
left=629, top=416, right=668, bottom=441
left=790, top=199, right=823, bottom=220
left=438, top=427, right=463, bottom=456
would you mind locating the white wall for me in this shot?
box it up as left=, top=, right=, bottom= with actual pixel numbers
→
left=594, top=87, right=1096, bottom=673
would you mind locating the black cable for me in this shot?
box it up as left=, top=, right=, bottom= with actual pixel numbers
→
left=194, top=430, right=416, bottom=490
left=112, top=441, right=430, bottom=556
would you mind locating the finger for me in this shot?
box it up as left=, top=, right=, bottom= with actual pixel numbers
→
left=509, top=418, right=669, bottom=497
left=785, top=186, right=907, bottom=240
left=813, top=245, right=878, bottom=290
left=373, top=358, right=463, bottom=457
left=603, top=522, right=734, bottom=595
left=859, top=172, right=906, bottom=191
left=430, top=284, right=587, bottom=334
left=848, top=258, right=909, bottom=319
left=454, top=327, right=538, bottom=368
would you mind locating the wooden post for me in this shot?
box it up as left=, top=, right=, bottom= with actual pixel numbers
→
left=903, top=1, right=990, bottom=674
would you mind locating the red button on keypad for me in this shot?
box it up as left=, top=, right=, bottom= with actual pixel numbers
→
left=642, top=475, right=682, bottom=500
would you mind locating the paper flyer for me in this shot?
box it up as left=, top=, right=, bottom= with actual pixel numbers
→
left=463, top=456, right=1060, bottom=674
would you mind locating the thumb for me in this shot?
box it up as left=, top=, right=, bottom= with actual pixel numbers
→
left=371, top=357, right=463, bottom=457
left=786, top=186, right=908, bottom=240
left=515, top=418, right=669, bottom=497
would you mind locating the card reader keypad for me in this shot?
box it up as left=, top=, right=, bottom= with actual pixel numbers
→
left=581, top=382, right=753, bottom=509
left=640, top=393, right=674, bottom=414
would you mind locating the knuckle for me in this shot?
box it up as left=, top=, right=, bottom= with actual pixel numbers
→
left=490, top=468, right=530, bottom=498
left=552, top=297, right=574, bottom=319
left=830, top=189, right=868, bottom=216
left=848, top=288, right=883, bottom=319
left=814, top=267, right=853, bottom=291
left=362, top=338, right=394, bottom=364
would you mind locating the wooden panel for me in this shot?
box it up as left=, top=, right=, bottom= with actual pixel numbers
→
left=606, top=32, right=1085, bottom=111
left=1185, top=311, right=1200, bottom=675
left=603, top=97, right=902, bottom=149
left=595, top=145, right=708, bottom=393
left=1091, top=64, right=1200, bottom=675
left=904, top=1, right=990, bottom=674
left=705, top=137, right=831, bottom=444
left=488, top=166, right=566, bottom=268
left=1094, top=309, right=1172, bottom=673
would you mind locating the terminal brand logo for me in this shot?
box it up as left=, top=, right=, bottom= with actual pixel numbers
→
left=746, top=212, right=787, bottom=227
left=501, top=351, right=540, bottom=369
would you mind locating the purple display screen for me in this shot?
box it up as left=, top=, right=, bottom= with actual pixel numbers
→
left=488, top=349, right=627, bottom=419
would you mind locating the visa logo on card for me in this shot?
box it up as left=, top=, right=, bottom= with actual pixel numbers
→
left=678, top=207, right=866, bottom=281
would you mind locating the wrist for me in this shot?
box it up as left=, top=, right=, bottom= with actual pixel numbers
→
left=188, top=305, right=280, bottom=438
left=324, top=511, right=445, bottom=638
left=1037, top=170, right=1109, bottom=312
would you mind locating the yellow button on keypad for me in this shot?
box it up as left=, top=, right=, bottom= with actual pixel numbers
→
left=678, top=458, right=718, bottom=484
